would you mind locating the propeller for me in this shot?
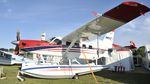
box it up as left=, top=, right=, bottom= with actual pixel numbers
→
left=13, top=31, right=20, bottom=55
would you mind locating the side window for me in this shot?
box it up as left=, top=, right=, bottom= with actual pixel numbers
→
left=12, top=58, right=16, bottom=60
left=0, top=51, right=3, bottom=56
left=82, top=44, right=86, bottom=49
left=89, top=45, right=92, bottom=49
left=4, top=53, right=11, bottom=60
left=74, top=43, right=80, bottom=48
left=98, top=57, right=106, bottom=65
left=66, top=41, right=71, bottom=46
left=72, top=61, right=78, bottom=64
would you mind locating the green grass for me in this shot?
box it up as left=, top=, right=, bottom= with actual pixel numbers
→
left=0, top=65, right=150, bottom=84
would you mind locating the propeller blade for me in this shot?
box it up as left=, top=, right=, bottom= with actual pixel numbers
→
left=15, top=45, right=19, bottom=55
left=16, top=31, right=20, bottom=41
left=15, top=31, right=21, bottom=55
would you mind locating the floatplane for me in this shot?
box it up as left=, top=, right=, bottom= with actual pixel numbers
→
left=12, top=1, right=149, bottom=80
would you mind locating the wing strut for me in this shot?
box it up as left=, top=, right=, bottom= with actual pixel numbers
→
left=62, top=36, right=79, bottom=64
left=96, top=35, right=100, bottom=65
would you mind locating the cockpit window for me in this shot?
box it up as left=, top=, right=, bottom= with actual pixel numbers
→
left=49, top=37, right=62, bottom=45
left=50, top=37, right=56, bottom=42
left=54, top=39, right=62, bottom=44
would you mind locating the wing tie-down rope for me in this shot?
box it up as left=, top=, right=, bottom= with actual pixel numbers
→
left=82, top=49, right=99, bottom=84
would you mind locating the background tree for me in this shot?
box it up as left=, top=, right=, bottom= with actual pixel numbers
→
left=9, top=48, right=15, bottom=52
left=136, top=46, right=145, bottom=57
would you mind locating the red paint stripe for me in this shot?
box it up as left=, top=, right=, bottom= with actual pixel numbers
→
left=42, top=68, right=82, bottom=71
left=37, top=48, right=97, bottom=54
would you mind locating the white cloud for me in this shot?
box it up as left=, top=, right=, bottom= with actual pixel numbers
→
left=121, top=21, right=138, bottom=33
left=3, top=8, right=12, bottom=17
left=7, top=8, right=12, bottom=13
left=128, top=21, right=136, bottom=29
left=143, top=16, right=150, bottom=29
left=121, top=16, right=150, bottom=33
left=114, top=14, right=150, bottom=47
left=144, top=16, right=150, bottom=24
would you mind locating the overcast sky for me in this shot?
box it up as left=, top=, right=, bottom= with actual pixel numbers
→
left=0, top=0, right=150, bottom=48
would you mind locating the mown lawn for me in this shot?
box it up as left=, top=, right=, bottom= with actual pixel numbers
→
left=0, top=65, right=150, bottom=84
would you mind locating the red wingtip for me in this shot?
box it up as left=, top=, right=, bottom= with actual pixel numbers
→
left=122, top=1, right=139, bottom=6
left=122, top=1, right=150, bottom=11
left=103, top=1, right=150, bottom=23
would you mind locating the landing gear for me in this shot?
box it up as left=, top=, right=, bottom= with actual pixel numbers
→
left=0, top=73, right=6, bottom=79
left=17, top=71, right=25, bottom=82
left=0, top=67, right=7, bottom=79
left=73, top=74, right=79, bottom=79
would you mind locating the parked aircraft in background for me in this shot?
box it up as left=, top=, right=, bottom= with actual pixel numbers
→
left=0, top=50, right=35, bottom=65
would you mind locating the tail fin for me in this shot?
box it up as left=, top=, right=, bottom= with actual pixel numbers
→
left=130, top=41, right=136, bottom=48
left=92, top=11, right=101, bottom=17
left=102, top=30, right=115, bottom=49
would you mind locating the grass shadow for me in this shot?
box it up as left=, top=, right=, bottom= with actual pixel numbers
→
left=95, top=70, right=150, bottom=84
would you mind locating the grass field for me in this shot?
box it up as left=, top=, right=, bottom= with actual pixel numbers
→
left=0, top=65, right=150, bottom=84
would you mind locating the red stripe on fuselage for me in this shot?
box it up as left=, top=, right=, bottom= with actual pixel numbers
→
left=42, top=68, right=81, bottom=71
left=19, top=40, right=62, bottom=49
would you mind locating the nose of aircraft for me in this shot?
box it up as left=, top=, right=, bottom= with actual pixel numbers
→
left=11, top=40, right=19, bottom=45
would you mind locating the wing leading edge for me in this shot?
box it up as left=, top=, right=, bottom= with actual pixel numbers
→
left=62, top=1, right=150, bottom=42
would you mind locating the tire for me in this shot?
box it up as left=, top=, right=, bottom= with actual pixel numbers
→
left=73, top=74, right=79, bottom=79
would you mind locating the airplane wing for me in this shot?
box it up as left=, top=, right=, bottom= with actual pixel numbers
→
left=62, top=1, right=150, bottom=43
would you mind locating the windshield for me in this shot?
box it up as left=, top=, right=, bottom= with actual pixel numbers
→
left=49, top=37, right=62, bottom=44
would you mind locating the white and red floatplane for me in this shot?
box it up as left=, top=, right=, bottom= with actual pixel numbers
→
left=12, top=1, right=149, bottom=80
